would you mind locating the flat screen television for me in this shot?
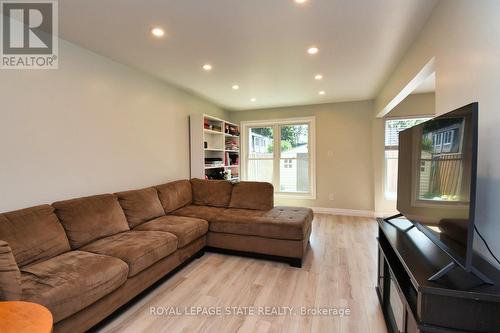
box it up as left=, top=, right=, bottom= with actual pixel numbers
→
left=395, top=102, right=491, bottom=282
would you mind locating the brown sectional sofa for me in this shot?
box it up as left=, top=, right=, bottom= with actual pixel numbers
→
left=0, top=178, right=313, bottom=333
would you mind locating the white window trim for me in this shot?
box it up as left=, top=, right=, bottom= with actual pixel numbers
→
left=241, top=116, right=316, bottom=200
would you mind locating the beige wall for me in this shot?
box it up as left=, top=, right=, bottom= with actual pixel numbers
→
left=0, top=38, right=226, bottom=212
left=387, top=92, right=435, bottom=118
left=373, top=93, right=435, bottom=216
left=229, top=101, right=375, bottom=212
left=376, top=0, right=500, bottom=267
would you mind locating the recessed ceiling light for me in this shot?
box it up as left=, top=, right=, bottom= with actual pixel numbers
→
left=151, top=27, right=165, bottom=38
left=307, top=47, right=319, bottom=55
left=294, top=0, right=308, bottom=4
left=202, top=64, right=212, bottom=71
left=319, top=90, right=326, bottom=95
left=315, top=74, right=323, bottom=80
left=232, top=85, right=240, bottom=90
left=250, top=98, right=256, bottom=102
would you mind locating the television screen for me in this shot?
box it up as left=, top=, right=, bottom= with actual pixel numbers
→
left=397, top=103, right=478, bottom=269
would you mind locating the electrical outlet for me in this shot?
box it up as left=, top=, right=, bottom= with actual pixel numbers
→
left=327, top=150, right=334, bottom=158
left=328, top=193, right=334, bottom=201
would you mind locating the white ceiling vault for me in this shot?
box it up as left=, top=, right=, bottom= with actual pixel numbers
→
left=58, top=0, right=438, bottom=110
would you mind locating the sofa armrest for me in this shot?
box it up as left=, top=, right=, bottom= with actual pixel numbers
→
left=229, top=181, right=274, bottom=210
left=0, top=240, right=22, bottom=300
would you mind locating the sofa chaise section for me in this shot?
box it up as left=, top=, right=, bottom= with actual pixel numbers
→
left=206, top=206, right=312, bottom=266
left=210, top=207, right=312, bottom=240
left=172, top=179, right=313, bottom=267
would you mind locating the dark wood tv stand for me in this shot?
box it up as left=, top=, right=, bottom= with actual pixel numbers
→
left=376, top=217, right=500, bottom=333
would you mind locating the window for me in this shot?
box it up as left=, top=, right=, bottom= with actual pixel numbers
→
left=241, top=117, right=316, bottom=198
left=384, top=117, right=431, bottom=200
left=417, top=119, right=466, bottom=203
left=442, top=130, right=454, bottom=153
left=433, top=132, right=443, bottom=153
left=444, top=131, right=452, bottom=144
left=246, top=126, right=274, bottom=184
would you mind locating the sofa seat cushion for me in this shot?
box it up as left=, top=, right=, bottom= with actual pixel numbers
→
left=210, top=207, right=314, bottom=241
left=21, top=251, right=128, bottom=323
left=171, top=205, right=227, bottom=223
left=133, top=215, right=208, bottom=248
left=80, top=231, right=178, bottom=277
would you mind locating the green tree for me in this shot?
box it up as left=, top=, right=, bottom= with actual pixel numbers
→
left=251, top=128, right=273, bottom=138
left=281, top=125, right=308, bottom=148
left=267, top=140, right=291, bottom=153
left=252, top=125, right=308, bottom=152
left=422, top=137, right=434, bottom=153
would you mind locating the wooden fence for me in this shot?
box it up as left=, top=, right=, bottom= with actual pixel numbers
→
left=426, top=153, right=463, bottom=197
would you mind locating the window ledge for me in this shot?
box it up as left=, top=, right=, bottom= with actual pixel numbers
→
left=275, top=192, right=316, bottom=200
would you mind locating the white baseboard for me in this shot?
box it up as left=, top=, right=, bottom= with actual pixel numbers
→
left=311, top=207, right=375, bottom=218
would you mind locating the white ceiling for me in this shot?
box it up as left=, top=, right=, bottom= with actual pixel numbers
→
left=58, top=0, right=437, bottom=110
left=412, top=72, right=436, bottom=94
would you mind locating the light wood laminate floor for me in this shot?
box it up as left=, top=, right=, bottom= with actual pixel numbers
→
left=95, top=214, right=387, bottom=333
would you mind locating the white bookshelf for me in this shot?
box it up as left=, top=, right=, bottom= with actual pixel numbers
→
left=190, top=114, right=240, bottom=181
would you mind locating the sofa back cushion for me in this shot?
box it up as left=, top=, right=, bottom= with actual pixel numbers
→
left=116, top=187, right=165, bottom=228
left=156, top=180, right=192, bottom=213
left=53, top=194, right=129, bottom=249
left=229, top=181, right=274, bottom=211
left=0, top=205, right=70, bottom=267
left=191, top=178, right=233, bottom=208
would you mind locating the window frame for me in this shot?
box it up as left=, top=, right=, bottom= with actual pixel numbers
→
left=241, top=116, right=316, bottom=199
left=442, top=129, right=454, bottom=153
left=383, top=115, right=433, bottom=201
